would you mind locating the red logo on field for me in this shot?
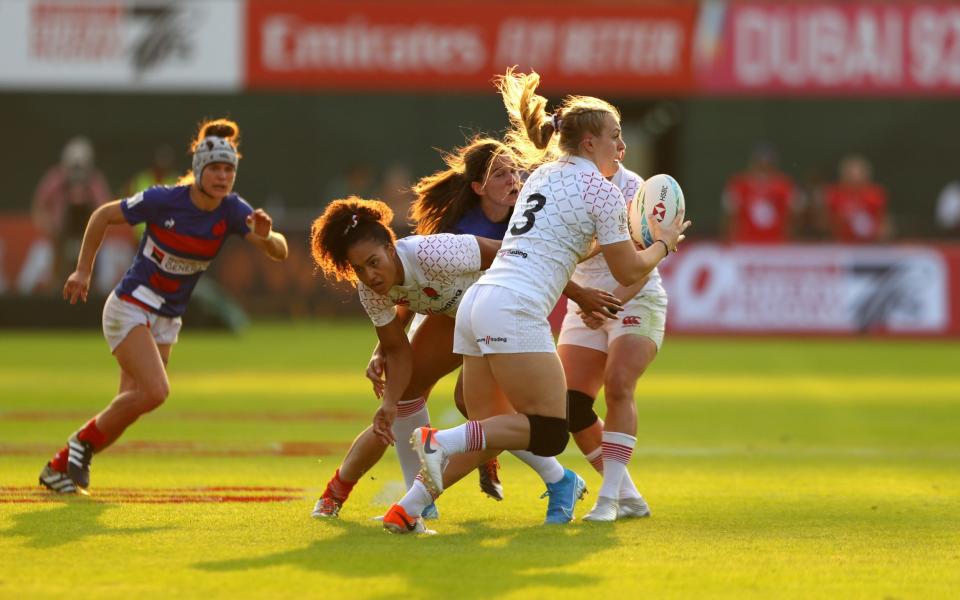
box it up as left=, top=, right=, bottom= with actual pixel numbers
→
left=653, top=202, right=667, bottom=222
left=212, top=219, right=227, bottom=237
left=423, top=287, right=438, bottom=298
left=622, top=315, right=643, bottom=326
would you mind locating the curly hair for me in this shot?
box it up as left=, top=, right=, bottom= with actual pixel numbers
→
left=496, top=67, right=620, bottom=169
left=310, top=197, right=397, bottom=284
left=410, top=136, right=516, bottom=235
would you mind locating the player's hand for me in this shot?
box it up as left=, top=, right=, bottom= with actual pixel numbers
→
left=576, top=308, right=606, bottom=330
left=63, top=269, right=91, bottom=304
left=571, top=286, right=622, bottom=321
left=650, top=208, right=691, bottom=253
left=372, top=403, right=397, bottom=445
left=245, top=209, right=273, bottom=239
left=365, top=353, right=386, bottom=398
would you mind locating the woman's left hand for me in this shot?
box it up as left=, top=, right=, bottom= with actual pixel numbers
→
left=246, top=209, right=273, bottom=239
left=572, top=286, right=622, bottom=320
left=372, top=402, right=397, bottom=445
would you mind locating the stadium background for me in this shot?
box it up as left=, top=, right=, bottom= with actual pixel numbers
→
left=2, top=0, right=959, bottom=335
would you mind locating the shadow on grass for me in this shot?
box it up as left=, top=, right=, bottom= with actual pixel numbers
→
left=196, top=517, right=616, bottom=598
left=4, top=500, right=167, bottom=549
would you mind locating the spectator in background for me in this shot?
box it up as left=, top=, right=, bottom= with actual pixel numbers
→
left=324, top=161, right=377, bottom=203
left=935, top=179, right=960, bottom=236
left=32, top=136, right=112, bottom=283
left=722, top=143, right=800, bottom=243
left=124, top=144, right=178, bottom=196
left=820, top=154, right=891, bottom=243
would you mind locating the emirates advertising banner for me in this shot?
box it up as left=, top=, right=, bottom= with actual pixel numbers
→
left=0, top=0, right=242, bottom=91
left=244, top=0, right=698, bottom=93
left=660, top=244, right=960, bottom=336
left=695, top=1, right=960, bottom=95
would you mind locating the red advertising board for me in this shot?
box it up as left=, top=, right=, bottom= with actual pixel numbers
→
left=695, top=1, right=960, bottom=96
left=658, top=243, right=960, bottom=336
left=244, top=1, right=698, bottom=93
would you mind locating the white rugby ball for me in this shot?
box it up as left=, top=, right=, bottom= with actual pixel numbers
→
left=630, top=173, right=685, bottom=248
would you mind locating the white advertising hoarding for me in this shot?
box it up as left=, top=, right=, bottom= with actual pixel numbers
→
left=662, top=244, right=950, bottom=334
left=0, top=0, right=242, bottom=91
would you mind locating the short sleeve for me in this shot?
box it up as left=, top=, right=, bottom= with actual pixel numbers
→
left=416, top=234, right=481, bottom=281
left=583, top=173, right=630, bottom=246
left=358, top=282, right=398, bottom=328
left=120, top=188, right=163, bottom=225
left=229, top=196, right=255, bottom=236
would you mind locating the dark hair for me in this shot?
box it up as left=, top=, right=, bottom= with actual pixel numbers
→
left=410, top=136, right=515, bottom=235
left=310, top=197, right=396, bottom=284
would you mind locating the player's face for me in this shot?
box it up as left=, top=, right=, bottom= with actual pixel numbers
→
left=201, top=162, right=236, bottom=199
left=347, top=239, right=398, bottom=295
left=584, top=113, right=625, bottom=178
left=477, top=156, right=520, bottom=209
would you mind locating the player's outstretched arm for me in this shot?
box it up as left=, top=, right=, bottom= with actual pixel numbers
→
left=371, top=315, right=414, bottom=445
left=244, top=208, right=288, bottom=261
left=63, top=200, right=127, bottom=304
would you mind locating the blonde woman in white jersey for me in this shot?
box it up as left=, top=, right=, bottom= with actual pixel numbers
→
left=383, top=69, right=689, bottom=532
left=559, top=156, right=665, bottom=521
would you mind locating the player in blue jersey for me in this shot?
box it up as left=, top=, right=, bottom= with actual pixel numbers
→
left=39, top=118, right=288, bottom=494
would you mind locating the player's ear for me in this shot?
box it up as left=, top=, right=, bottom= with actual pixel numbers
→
left=470, top=181, right=484, bottom=196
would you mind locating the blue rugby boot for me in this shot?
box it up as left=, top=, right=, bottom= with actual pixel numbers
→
left=542, top=468, right=587, bottom=524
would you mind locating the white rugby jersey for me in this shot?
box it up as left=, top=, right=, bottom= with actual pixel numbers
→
left=358, top=234, right=481, bottom=327
left=478, top=155, right=631, bottom=316
left=574, top=164, right=663, bottom=296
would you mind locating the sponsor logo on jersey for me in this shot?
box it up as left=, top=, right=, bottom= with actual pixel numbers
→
left=144, top=237, right=210, bottom=275
left=477, top=335, right=508, bottom=344
left=497, top=249, right=528, bottom=259
left=164, top=218, right=176, bottom=229
left=434, top=288, right=463, bottom=314
left=212, top=219, right=227, bottom=237
left=621, top=315, right=643, bottom=326
left=423, top=286, right=438, bottom=298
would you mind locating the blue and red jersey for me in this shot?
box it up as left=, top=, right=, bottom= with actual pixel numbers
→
left=452, top=204, right=509, bottom=240
left=115, top=185, right=253, bottom=317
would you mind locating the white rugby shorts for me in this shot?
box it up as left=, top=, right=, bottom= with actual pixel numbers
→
left=558, top=288, right=667, bottom=352
left=102, top=292, right=182, bottom=352
left=453, top=284, right=556, bottom=356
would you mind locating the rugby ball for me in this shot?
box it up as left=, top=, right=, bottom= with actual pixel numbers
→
left=629, top=173, right=685, bottom=248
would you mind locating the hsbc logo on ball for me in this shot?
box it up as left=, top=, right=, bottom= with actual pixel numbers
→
left=653, top=202, right=667, bottom=222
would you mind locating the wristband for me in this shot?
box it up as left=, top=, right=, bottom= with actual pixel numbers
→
left=655, top=239, right=670, bottom=256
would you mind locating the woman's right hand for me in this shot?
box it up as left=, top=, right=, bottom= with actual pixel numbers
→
left=63, top=269, right=91, bottom=304
left=649, top=208, right=691, bottom=253
left=365, top=352, right=386, bottom=398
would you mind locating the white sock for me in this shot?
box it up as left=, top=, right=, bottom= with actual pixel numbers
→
left=397, top=476, right=435, bottom=517
left=598, top=431, right=636, bottom=499
left=584, top=446, right=604, bottom=474
left=619, top=470, right=643, bottom=500
left=434, top=420, right=485, bottom=455
left=391, top=397, right=429, bottom=489
left=509, top=450, right=565, bottom=485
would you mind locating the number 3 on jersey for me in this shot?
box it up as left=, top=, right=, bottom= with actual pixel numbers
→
left=510, top=193, right=546, bottom=236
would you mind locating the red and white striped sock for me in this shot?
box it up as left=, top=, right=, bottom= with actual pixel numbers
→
left=584, top=446, right=604, bottom=474
left=434, top=420, right=485, bottom=454
left=598, top=431, right=636, bottom=499
left=391, top=397, right=429, bottom=488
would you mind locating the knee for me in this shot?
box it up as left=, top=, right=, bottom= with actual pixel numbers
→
left=567, top=390, right=598, bottom=434
left=140, top=379, right=170, bottom=412
left=526, top=414, right=569, bottom=457
left=603, top=375, right=636, bottom=406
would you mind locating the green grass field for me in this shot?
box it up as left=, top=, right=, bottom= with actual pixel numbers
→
left=1, top=321, right=958, bottom=599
